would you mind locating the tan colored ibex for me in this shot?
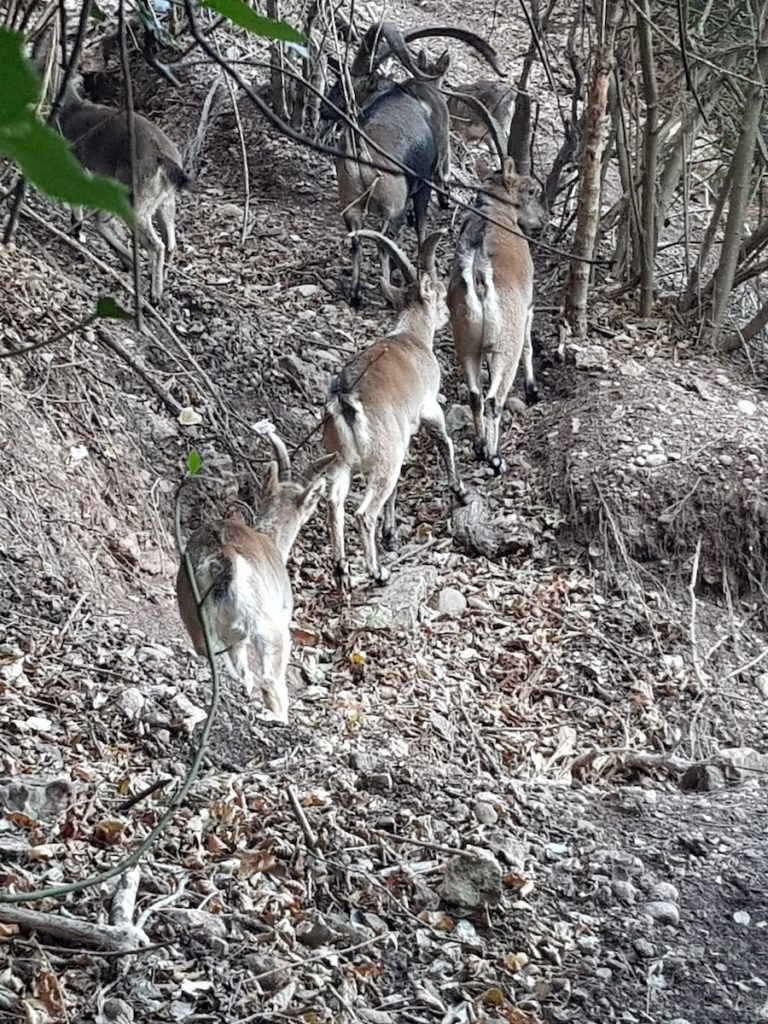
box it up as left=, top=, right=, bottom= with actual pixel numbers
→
left=448, top=137, right=546, bottom=473
left=57, top=74, right=189, bottom=303
left=176, top=423, right=336, bottom=723
left=322, top=231, right=466, bottom=587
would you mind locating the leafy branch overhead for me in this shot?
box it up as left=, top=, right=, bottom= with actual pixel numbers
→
left=0, top=28, right=132, bottom=222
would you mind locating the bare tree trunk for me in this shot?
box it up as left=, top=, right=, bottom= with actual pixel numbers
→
left=656, top=57, right=733, bottom=224
left=703, top=45, right=768, bottom=349
left=721, top=294, right=768, bottom=352
left=565, top=0, right=623, bottom=340
left=267, top=0, right=289, bottom=120
left=679, top=162, right=733, bottom=312
left=636, top=0, right=658, bottom=316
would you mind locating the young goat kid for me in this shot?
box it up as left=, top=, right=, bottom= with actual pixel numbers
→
left=176, top=425, right=335, bottom=723
left=57, top=74, right=189, bottom=303
left=323, top=232, right=466, bottom=587
left=448, top=156, right=546, bottom=474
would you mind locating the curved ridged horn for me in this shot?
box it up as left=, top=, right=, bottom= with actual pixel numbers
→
left=351, top=22, right=422, bottom=78
left=418, top=230, right=444, bottom=278
left=351, top=230, right=417, bottom=284
left=402, top=26, right=504, bottom=77
left=444, top=88, right=506, bottom=168
left=252, top=419, right=292, bottom=481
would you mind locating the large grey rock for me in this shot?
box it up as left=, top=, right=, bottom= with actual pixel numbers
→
left=364, top=566, right=438, bottom=630
left=440, top=847, right=502, bottom=913
left=0, top=776, right=74, bottom=821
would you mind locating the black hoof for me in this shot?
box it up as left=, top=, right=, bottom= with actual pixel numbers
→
left=382, top=531, right=398, bottom=552
left=489, top=454, right=505, bottom=476
left=453, top=485, right=470, bottom=507
left=525, top=383, right=540, bottom=406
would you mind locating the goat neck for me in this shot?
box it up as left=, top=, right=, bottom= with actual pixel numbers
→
left=249, top=486, right=303, bottom=561
left=390, top=279, right=446, bottom=343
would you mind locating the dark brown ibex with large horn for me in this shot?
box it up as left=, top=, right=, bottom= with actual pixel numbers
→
left=326, top=21, right=503, bottom=306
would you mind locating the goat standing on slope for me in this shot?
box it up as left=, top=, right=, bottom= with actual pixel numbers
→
left=329, top=22, right=502, bottom=306
left=323, top=232, right=466, bottom=588
left=448, top=155, right=546, bottom=475
left=176, top=424, right=336, bottom=723
left=56, top=74, right=189, bottom=304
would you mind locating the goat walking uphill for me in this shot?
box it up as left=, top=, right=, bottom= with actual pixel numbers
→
left=448, top=156, right=545, bottom=474
left=331, top=22, right=502, bottom=306
left=176, top=425, right=335, bottom=724
left=323, top=232, right=466, bottom=588
left=57, top=75, right=189, bottom=303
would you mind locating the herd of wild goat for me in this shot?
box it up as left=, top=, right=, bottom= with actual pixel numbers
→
left=35, top=21, right=546, bottom=724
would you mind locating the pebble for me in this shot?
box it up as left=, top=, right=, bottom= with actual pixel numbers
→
left=611, top=880, right=637, bottom=904
left=650, top=881, right=679, bottom=902
left=645, top=452, right=668, bottom=467
left=436, top=587, right=468, bottom=617
left=296, top=284, right=318, bottom=298
left=643, top=900, right=680, bottom=926
left=474, top=800, right=498, bottom=825
left=634, top=938, right=655, bottom=958
left=440, top=847, right=502, bottom=912
left=737, top=399, right=757, bottom=416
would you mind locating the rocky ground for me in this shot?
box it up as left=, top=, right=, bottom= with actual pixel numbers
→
left=1, top=2, right=768, bottom=1022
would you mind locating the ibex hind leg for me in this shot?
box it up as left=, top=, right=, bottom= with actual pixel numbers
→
left=462, top=352, right=487, bottom=462
left=382, top=485, right=398, bottom=551
left=136, top=212, right=166, bottom=304
left=522, top=308, right=539, bottom=405
left=355, top=470, right=398, bottom=585
left=94, top=212, right=133, bottom=269
left=327, top=465, right=352, bottom=591
left=421, top=399, right=467, bottom=505
left=229, top=641, right=258, bottom=698
left=258, top=624, right=291, bottom=725
left=412, top=185, right=431, bottom=244
left=486, top=345, right=525, bottom=475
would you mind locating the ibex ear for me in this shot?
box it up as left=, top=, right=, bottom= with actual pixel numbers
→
left=263, top=460, right=281, bottom=497
left=435, top=50, right=450, bottom=75
left=306, top=452, right=338, bottom=482
left=418, top=273, right=435, bottom=304
left=503, top=156, right=517, bottom=181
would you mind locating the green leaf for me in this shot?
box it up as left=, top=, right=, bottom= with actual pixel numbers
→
left=96, top=296, right=133, bottom=320
left=90, top=1, right=107, bottom=22
left=0, top=28, right=40, bottom=124
left=186, top=450, right=202, bottom=476
left=198, top=0, right=305, bottom=44
left=366, top=605, right=391, bottom=629
left=0, top=116, right=132, bottom=223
